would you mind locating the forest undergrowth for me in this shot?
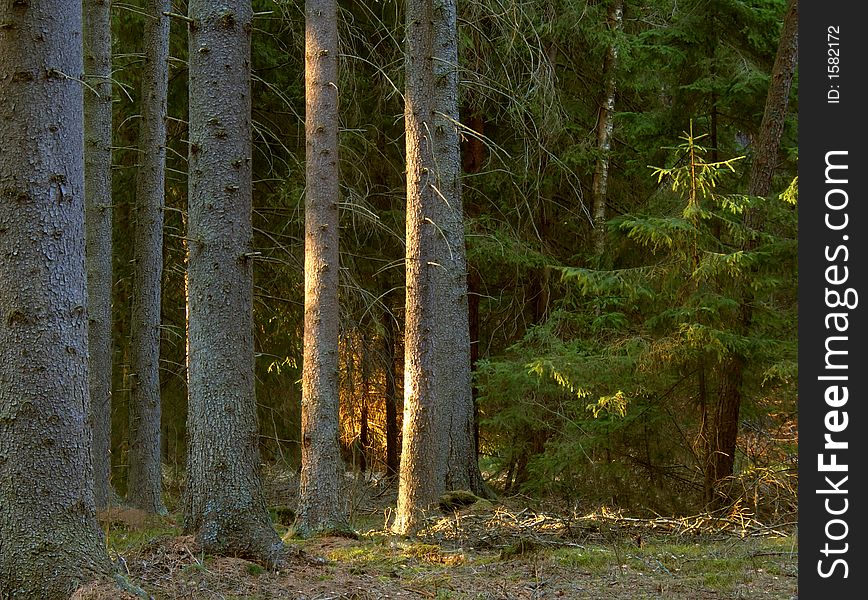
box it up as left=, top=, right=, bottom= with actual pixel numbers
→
left=80, top=473, right=798, bottom=600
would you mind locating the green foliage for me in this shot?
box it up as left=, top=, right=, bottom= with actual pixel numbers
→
left=477, top=121, right=796, bottom=513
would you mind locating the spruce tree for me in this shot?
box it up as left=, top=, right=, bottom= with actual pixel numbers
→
left=296, top=0, right=348, bottom=535
left=184, top=0, right=285, bottom=564
left=0, top=1, right=113, bottom=595
left=394, top=0, right=443, bottom=535
left=128, top=0, right=171, bottom=516
left=83, top=0, right=115, bottom=511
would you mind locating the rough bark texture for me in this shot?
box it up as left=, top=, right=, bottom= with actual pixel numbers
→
left=0, top=1, right=113, bottom=596
left=127, top=0, right=170, bottom=515
left=708, top=0, right=798, bottom=505
left=394, top=0, right=442, bottom=535
left=433, top=0, right=485, bottom=497
left=748, top=0, right=798, bottom=199
left=83, top=0, right=114, bottom=511
left=296, top=0, right=348, bottom=535
left=185, top=0, right=284, bottom=564
left=591, top=0, right=623, bottom=259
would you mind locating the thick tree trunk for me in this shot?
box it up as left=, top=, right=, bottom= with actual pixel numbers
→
left=185, top=0, right=284, bottom=564
left=0, top=1, right=113, bottom=596
left=394, top=0, right=442, bottom=535
left=709, top=0, right=798, bottom=504
left=433, top=0, right=486, bottom=497
left=749, top=0, right=798, bottom=199
left=591, top=0, right=623, bottom=259
left=127, top=0, right=170, bottom=516
left=83, top=0, right=115, bottom=511
left=296, top=0, right=348, bottom=536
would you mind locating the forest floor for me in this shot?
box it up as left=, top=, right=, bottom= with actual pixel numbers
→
left=95, top=484, right=799, bottom=600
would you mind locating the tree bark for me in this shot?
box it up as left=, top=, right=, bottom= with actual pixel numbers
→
left=127, top=0, right=170, bottom=516
left=591, top=0, right=623, bottom=260
left=0, top=1, right=113, bottom=596
left=394, top=0, right=442, bottom=535
left=359, top=396, right=369, bottom=473
left=383, top=308, right=400, bottom=479
left=83, top=0, right=115, bottom=511
left=433, top=0, right=486, bottom=497
left=707, top=356, right=743, bottom=507
left=296, top=0, right=348, bottom=536
left=748, top=0, right=798, bottom=199
left=185, top=0, right=284, bottom=564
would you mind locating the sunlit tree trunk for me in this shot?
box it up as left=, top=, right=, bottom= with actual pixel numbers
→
left=592, top=0, right=623, bottom=260
left=394, top=0, right=442, bottom=535
left=127, top=0, right=170, bottom=516
left=0, top=1, right=113, bottom=595
left=83, top=0, right=115, bottom=511
left=296, top=0, right=348, bottom=536
left=184, top=0, right=284, bottom=564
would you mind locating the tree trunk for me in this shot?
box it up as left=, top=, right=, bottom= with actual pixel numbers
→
left=83, top=0, right=115, bottom=512
left=383, top=308, right=400, bottom=480
left=749, top=0, right=798, bottom=199
left=394, top=0, right=442, bottom=535
left=709, top=0, right=798, bottom=503
left=707, top=356, right=743, bottom=507
left=512, top=430, right=546, bottom=492
left=127, top=0, right=170, bottom=516
left=697, top=361, right=714, bottom=506
left=359, top=397, right=369, bottom=474
left=296, top=0, right=348, bottom=536
left=591, top=0, right=623, bottom=260
left=185, top=0, right=284, bottom=564
left=433, top=0, right=485, bottom=497
left=0, top=1, right=113, bottom=596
